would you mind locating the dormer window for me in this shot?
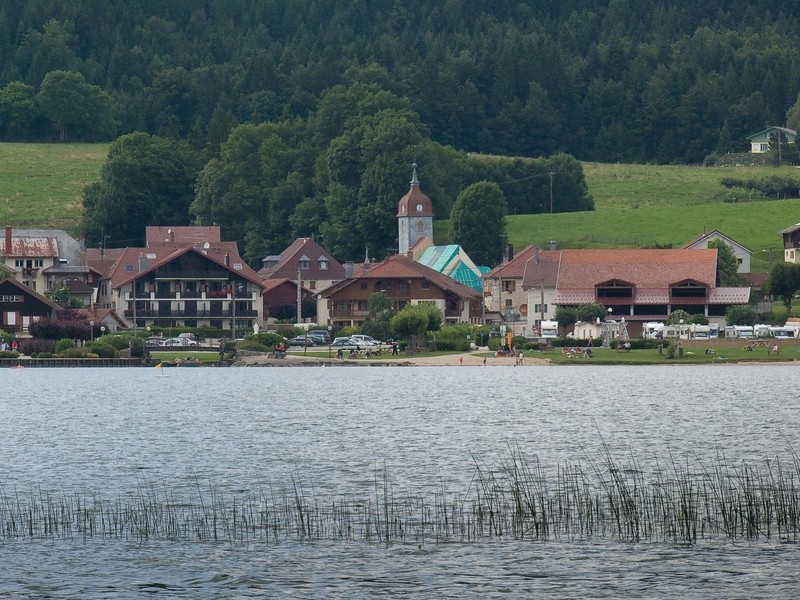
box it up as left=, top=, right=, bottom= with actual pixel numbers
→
left=299, top=254, right=310, bottom=270
left=318, top=256, right=328, bottom=270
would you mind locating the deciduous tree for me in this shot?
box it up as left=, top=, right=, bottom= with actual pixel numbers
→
left=450, top=181, right=507, bottom=266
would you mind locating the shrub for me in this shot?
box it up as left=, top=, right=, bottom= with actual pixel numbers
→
left=55, top=338, right=76, bottom=353
left=59, top=347, right=92, bottom=358
left=0, top=350, right=20, bottom=358
left=90, top=344, right=118, bottom=358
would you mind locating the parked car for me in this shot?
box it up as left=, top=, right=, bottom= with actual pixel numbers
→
left=145, top=337, right=163, bottom=348
left=350, top=334, right=381, bottom=346
left=161, top=337, right=198, bottom=347
left=330, top=337, right=357, bottom=348
left=307, top=330, right=331, bottom=344
left=288, top=335, right=316, bottom=347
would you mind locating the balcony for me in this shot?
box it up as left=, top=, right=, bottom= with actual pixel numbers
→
left=330, top=309, right=370, bottom=318
left=124, top=309, right=258, bottom=319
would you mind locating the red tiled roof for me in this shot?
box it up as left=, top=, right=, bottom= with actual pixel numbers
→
left=556, top=249, right=717, bottom=288
left=0, top=236, right=58, bottom=257
left=484, top=244, right=538, bottom=278
left=521, top=249, right=560, bottom=288
left=259, top=238, right=345, bottom=280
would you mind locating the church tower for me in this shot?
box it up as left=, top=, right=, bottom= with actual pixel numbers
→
left=397, top=163, right=433, bottom=255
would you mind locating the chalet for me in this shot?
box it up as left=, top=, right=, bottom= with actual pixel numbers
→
left=780, top=222, right=800, bottom=264
left=259, top=237, right=345, bottom=294
left=317, top=254, right=483, bottom=329
left=94, top=227, right=264, bottom=333
left=747, top=126, right=797, bottom=154
left=0, top=277, right=57, bottom=335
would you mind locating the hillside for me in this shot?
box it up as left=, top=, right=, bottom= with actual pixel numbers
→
left=0, top=143, right=108, bottom=232
left=2, top=142, right=796, bottom=273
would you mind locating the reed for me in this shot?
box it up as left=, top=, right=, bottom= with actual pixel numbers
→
left=2, top=449, right=799, bottom=546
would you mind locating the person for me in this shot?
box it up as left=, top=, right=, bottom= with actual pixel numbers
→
left=483, top=357, right=487, bottom=366
left=392, top=341, right=398, bottom=356
left=519, top=351, right=524, bottom=365
left=349, top=348, right=357, bottom=359
left=459, top=356, right=464, bottom=366
left=623, top=342, right=631, bottom=352
left=771, top=344, right=780, bottom=355
left=336, top=347, right=343, bottom=359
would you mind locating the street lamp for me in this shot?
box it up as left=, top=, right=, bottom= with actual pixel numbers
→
left=231, top=282, right=243, bottom=342
left=90, top=320, right=95, bottom=342
left=548, top=171, right=555, bottom=213
left=100, top=326, right=106, bottom=337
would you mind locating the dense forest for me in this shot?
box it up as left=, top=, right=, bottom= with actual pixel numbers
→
left=3, top=1, right=800, bottom=263
left=3, top=1, right=800, bottom=161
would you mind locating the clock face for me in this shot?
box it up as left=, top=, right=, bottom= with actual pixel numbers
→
left=416, top=203, right=423, bottom=212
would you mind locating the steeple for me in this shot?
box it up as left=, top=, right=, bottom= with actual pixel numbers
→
left=397, top=163, right=434, bottom=256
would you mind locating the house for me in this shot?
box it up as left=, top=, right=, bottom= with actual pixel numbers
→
left=746, top=126, right=797, bottom=154
left=482, top=244, right=540, bottom=323
left=316, top=254, right=483, bottom=329
left=779, top=222, right=800, bottom=264
left=259, top=237, right=345, bottom=294
left=0, top=277, right=57, bottom=335
left=76, top=307, right=129, bottom=333
left=261, top=278, right=316, bottom=323
left=0, top=226, right=91, bottom=295
left=548, top=249, right=750, bottom=337
left=683, top=230, right=752, bottom=273
left=94, top=226, right=264, bottom=333
left=521, top=248, right=561, bottom=335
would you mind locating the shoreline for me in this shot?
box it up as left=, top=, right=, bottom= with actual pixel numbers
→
left=233, top=351, right=550, bottom=367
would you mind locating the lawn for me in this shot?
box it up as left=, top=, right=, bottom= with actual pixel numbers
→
left=0, top=142, right=108, bottom=233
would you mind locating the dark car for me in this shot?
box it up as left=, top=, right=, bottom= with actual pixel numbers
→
left=307, top=330, right=331, bottom=344
left=288, top=335, right=316, bottom=347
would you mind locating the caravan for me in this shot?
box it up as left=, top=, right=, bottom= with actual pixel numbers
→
left=539, top=320, right=559, bottom=340
left=642, top=322, right=665, bottom=339
left=771, top=325, right=800, bottom=339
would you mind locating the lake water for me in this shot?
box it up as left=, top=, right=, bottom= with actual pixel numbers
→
left=1, top=365, right=799, bottom=598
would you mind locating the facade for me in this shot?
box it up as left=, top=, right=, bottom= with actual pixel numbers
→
left=521, top=248, right=561, bottom=335
left=261, top=278, right=316, bottom=323
left=683, top=230, right=751, bottom=273
left=316, top=254, right=483, bottom=329
left=482, top=244, right=539, bottom=321
left=259, top=237, right=345, bottom=293
left=746, top=126, right=798, bottom=153
left=780, top=223, right=800, bottom=264
left=94, top=227, right=264, bottom=332
left=548, top=249, right=750, bottom=337
left=0, top=226, right=91, bottom=295
left=0, top=277, right=57, bottom=335
left=397, top=164, right=434, bottom=256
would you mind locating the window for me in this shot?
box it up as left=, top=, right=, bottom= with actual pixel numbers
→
left=300, top=259, right=310, bottom=269
left=505, top=299, right=513, bottom=307
left=421, top=281, right=430, bottom=290
left=0, top=295, right=21, bottom=302
left=357, top=300, right=368, bottom=311
left=534, top=304, right=548, bottom=313
left=335, top=301, right=349, bottom=311
left=14, top=260, right=22, bottom=268
left=360, top=282, right=368, bottom=289
left=503, top=280, right=515, bottom=292
left=597, top=281, right=633, bottom=298
left=398, top=281, right=409, bottom=294
left=670, top=281, right=707, bottom=298
left=34, top=259, right=43, bottom=268
left=309, top=280, right=316, bottom=290
left=416, top=221, right=425, bottom=232
left=318, top=257, right=328, bottom=270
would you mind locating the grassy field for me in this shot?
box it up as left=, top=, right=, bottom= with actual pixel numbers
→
left=1, top=142, right=797, bottom=272
left=0, top=142, right=108, bottom=233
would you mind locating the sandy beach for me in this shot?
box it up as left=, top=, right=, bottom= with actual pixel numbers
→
left=233, top=350, right=551, bottom=367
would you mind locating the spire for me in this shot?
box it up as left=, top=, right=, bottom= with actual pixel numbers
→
left=364, top=246, right=370, bottom=264
left=411, top=162, right=419, bottom=185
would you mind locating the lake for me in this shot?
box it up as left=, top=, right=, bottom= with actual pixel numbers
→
left=1, top=365, right=799, bottom=598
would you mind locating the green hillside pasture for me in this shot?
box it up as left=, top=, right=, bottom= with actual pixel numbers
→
left=580, top=162, right=800, bottom=209
left=0, top=143, right=108, bottom=232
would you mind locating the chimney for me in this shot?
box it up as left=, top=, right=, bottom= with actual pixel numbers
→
left=345, top=261, right=354, bottom=277
left=549, top=240, right=557, bottom=251
left=224, top=252, right=230, bottom=266
left=4, top=226, right=11, bottom=256
left=507, top=243, right=514, bottom=262
left=138, top=254, right=147, bottom=272
left=534, top=247, right=540, bottom=264
left=168, top=228, right=174, bottom=243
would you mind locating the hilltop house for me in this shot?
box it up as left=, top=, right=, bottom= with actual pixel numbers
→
left=747, top=126, right=797, bottom=154
left=683, top=230, right=751, bottom=273
left=780, top=222, right=800, bottom=264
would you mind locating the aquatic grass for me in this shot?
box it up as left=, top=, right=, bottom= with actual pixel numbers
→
left=3, top=448, right=800, bottom=546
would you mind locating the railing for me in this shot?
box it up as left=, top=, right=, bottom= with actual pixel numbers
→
left=124, top=309, right=259, bottom=318
left=329, top=309, right=370, bottom=318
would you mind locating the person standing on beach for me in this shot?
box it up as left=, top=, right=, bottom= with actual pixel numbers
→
left=459, top=356, right=464, bottom=366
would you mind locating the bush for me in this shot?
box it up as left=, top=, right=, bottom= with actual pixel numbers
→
left=55, top=338, right=76, bottom=353
left=59, top=347, right=92, bottom=358
left=487, top=337, right=501, bottom=351
left=0, top=350, right=19, bottom=358
left=90, top=344, right=118, bottom=358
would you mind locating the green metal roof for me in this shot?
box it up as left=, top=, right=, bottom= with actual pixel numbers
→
left=417, top=244, right=459, bottom=271
left=450, top=262, right=484, bottom=292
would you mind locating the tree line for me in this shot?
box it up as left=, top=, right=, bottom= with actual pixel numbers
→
left=2, top=1, right=800, bottom=163
left=81, top=82, right=593, bottom=266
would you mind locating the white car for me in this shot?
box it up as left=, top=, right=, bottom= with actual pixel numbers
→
left=350, top=334, right=381, bottom=346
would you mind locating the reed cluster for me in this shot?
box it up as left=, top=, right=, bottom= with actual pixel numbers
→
left=2, top=448, right=799, bottom=546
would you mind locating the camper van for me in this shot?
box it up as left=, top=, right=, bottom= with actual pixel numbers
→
left=642, top=322, right=665, bottom=339
left=771, top=326, right=800, bottom=339
left=689, top=324, right=710, bottom=339
left=753, top=324, right=772, bottom=338
left=708, top=323, right=720, bottom=339
left=539, top=320, right=559, bottom=340
left=732, top=325, right=754, bottom=339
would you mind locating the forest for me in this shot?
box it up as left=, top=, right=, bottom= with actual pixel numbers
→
left=3, top=1, right=800, bottom=263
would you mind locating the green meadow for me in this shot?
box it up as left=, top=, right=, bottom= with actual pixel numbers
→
left=0, top=142, right=109, bottom=232
left=1, top=142, right=797, bottom=273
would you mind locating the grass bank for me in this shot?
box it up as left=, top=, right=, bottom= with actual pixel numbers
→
left=0, top=142, right=108, bottom=233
